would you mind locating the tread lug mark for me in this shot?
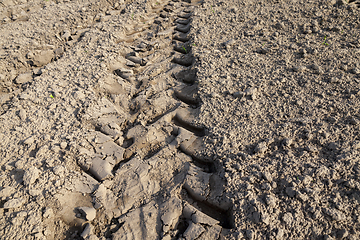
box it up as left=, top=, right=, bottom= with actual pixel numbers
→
left=172, top=53, right=194, bottom=66
left=179, top=134, right=211, bottom=163
left=173, top=67, right=196, bottom=84
left=114, top=69, right=135, bottom=81
left=72, top=1, right=235, bottom=238
left=126, top=55, right=147, bottom=66
left=175, top=18, right=191, bottom=25
left=174, top=107, right=205, bottom=135
left=173, top=40, right=191, bottom=54
left=174, top=84, right=200, bottom=105
left=181, top=189, right=234, bottom=229
left=177, top=12, right=192, bottom=19
left=173, top=31, right=190, bottom=42
left=89, top=157, right=114, bottom=181
left=123, top=124, right=174, bottom=159
left=175, top=23, right=191, bottom=33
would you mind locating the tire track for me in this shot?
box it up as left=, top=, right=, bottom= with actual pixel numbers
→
left=75, top=0, right=234, bottom=238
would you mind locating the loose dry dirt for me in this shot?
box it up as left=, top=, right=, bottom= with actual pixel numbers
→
left=1, top=0, right=360, bottom=239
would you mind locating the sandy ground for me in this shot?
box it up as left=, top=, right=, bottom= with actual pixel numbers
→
left=1, top=0, right=360, bottom=239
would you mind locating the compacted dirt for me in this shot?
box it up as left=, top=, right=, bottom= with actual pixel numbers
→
left=0, top=0, right=360, bottom=239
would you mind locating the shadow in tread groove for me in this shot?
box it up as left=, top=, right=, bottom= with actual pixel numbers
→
left=181, top=188, right=234, bottom=229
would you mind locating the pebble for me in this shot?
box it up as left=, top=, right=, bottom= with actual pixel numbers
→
left=282, top=138, right=292, bottom=147
left=15, top=73, right=32, bottom=84
left=60, top=142, right=68, bottom=149
left=264, top=194, right=277, bottom=208
left=23, top=166, right=41, bottom=186
left=78, top=207, right=97, bottom=221
left=53, top=165, right=66, bottom=177
left=222, top=39, right=236, bottom=49
left=30, top=50, right=55, bottom=67
left=0, top=187, right=15, bottom=198
left=18, top=109, right=26, bottom=120
left=73, top=90, right=85, bottom=100
left=4, top=198, right=24, bottom=209
left=282, top=212, right=293, bottom=226
left=23, top=136, right=35, bottom=145
left=352, top=141, right=360, bottom=150
left=262, top=171, right=272, bottom=182
left=302, top=175, right=313, bottom=185
left=43, top=208, right=54, bottom=218
left=254, top=141, right=267, bottom=154
left=81, top=223, right=94, bottom=238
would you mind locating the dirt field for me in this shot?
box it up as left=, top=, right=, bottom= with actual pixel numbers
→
left=1, top=0, right=360, bottom=239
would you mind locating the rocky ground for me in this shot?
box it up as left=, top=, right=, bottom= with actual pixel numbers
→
left=0, top=0, right=360, bottom=239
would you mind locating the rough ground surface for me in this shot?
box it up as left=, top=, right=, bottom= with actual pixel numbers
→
left=0, top=0, right=360, bottom=239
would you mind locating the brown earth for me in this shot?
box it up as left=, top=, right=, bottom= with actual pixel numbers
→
left=0, top=0, right=360, bottom=239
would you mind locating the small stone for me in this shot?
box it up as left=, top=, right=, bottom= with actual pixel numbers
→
left=244, top=87, right=257, bottom=100
left=60, top=142, right=68, bottom=149
left=0, top=187, right=15, bottom=198
left=36, top=145, right=49, bottom=158
left=4, top=198, right=24, bottom=209
left=23, top=167, right=41, bottom=186
left=275, top=228, right=285, bottom=239
left=306, top=145, right=318, bottom=153
left=43, top=208, right=54, bottom=218
left=340, top=64, right=348, bottom=71
left=78, top=207, right=97, bottom=221
left=73, top=91, right=85, bottom=100
left=61, top=30, right=71, bottom=41
left=275, top=22, right=285, bottom=30
left=311, top=64, right=323, bottom=74
left=264, top=194, right=277, bottom=208
left=349, top=117, right=359, bottom=125
left=282, top=212, right=293, bottom=226
left=89, top=157, right=113, bottom=181
left=296, top=191, right=308, bottom=201
left=18, top=109, right=26, bottom=120
left=282, top=138, right=292, bottom=147
left=302, top=175, right=313, bottom=185
left=257, top=47, right=270, bottom=54
left=23, top=136, right=35, bottom=145
left=316, top=166, right=330, bottom=178
left=191, top=210, right=219, bottom=226
left=81, top=223, right=94, bottom=238
left=262, top=171, right=272, bottom=182
left=254, top=141, right=267, bottom=154
left=15, top=73, right=32, bottom=84
left=53, top=165, right=65, bottom=177
left=222, top=39, right=235, bottom=48
left=30, top=50, right=55, bottom=67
